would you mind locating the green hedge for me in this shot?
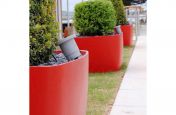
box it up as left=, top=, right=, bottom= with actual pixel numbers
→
left=30, top=0, right=58, bottom=66
left=109, top=0, right=128, bottom=25
left=74, top=0, right=116, bottom=36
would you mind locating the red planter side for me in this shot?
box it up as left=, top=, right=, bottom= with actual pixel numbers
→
left=30, top=51, right=88, bottom=115
left=75, top=34, right=123, bottom=73
left=121, top=24, right=133, bottom=46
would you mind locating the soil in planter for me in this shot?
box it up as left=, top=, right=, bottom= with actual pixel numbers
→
left=39, top=53, right=68, bottom=66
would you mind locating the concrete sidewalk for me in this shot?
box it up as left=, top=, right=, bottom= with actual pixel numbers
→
left=110, top=34, right=146, bottom=115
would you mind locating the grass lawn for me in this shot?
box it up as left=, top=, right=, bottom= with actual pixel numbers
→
left=87, top=45, right=135, bottom=115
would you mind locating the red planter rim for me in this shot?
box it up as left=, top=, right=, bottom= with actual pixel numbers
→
left=121, top=24, right=133, bottom=27
left=30, top=50, right=88, bottom=68
left=77, top=34, right=122, bottom=39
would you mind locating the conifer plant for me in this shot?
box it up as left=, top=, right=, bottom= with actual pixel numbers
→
left=30, top=0, right=58, bottom=66
left=110, top=0, right=129, bottom=25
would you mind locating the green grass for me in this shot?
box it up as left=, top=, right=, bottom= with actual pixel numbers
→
left=87, top=46, right=135, bottom=115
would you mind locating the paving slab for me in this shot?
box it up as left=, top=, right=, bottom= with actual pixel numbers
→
left=110, top=34, right=146, bottom=115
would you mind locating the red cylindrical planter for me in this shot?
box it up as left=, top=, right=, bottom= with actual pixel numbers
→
left=75, top=34, right=123, bottom=73
left=121, top=24, right=133, bottom=46
left=30, top=51, right=88, bottom=115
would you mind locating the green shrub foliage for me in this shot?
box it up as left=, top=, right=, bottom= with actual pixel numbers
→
left=30, top=0, right=58, bottom=66
left=74, top=0, right=116, bottom=36
left=110, top=0, right=128, bottom=25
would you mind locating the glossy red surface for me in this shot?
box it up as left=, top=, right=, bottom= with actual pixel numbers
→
left=75, top=34, right=123, bottom=72
left=30, top=51, right=88, bottom=115
left=121, top=24, right=133, bottom=46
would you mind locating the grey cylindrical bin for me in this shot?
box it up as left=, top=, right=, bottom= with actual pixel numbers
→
left=59, top=35, right=81, bottom=61
left=115, top=25, right=122, bottom=34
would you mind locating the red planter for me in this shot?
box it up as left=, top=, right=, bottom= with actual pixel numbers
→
left=121, top=24, right=133, bottom=46
left=30, top=51, right=88, bottom=115
left=75, top=34, right=123, bottom=73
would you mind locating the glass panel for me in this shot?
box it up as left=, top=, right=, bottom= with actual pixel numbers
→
left=62, top=0, right=83, bottom=37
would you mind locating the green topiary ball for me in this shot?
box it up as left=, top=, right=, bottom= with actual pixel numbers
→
left=30, top=0, right=59, bottom=66
left=109, top=0, right=129, bottom=25
left=74, top=0, right=116, bottom=36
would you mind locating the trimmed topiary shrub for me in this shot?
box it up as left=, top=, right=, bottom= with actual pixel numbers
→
left=30, top=0, right=58, bottom=66
left=109, top=0, right=129, bottom=25
left=74, top=0, right=116, bottom=36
